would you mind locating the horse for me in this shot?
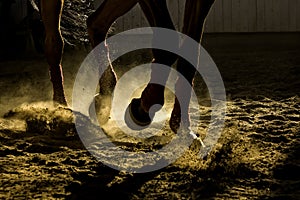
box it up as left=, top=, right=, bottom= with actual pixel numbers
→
left=40, top=0, right=215, bottom=132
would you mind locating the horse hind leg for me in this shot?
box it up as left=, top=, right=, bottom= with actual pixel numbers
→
left=40, top=0, right=67, bottom=106
left=170, top=0, right=215, bottom=132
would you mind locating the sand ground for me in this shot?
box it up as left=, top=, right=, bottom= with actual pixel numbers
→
left=0, top=33, right=299, bottom=199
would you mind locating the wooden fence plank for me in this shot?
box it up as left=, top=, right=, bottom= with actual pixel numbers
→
left=288, top=0, right=297, bottom=31
left=272, top=0, right=281, bottom=32
left=205, top=1, right=216, bottom=32
left=223, top=0, right=232, bottom=32
left=241, top=0, right=250, bottom=32
left=231, top=0, right=241, bottom=32
left=257, top=0, right=265, bottom=32
left=248, top=0, right=257, bottom=32
left=297, top=0, right=300, bottom=31
left=265, top=0, right=275, bottom=31
left=278, top=0, right=289, bottom=31
left=214, top=0, right=224, bottom=32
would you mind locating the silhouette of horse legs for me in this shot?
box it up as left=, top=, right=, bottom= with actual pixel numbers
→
left=86, top=0, right=176, bottom=125
left=127, top=0, right=215, bottom=132
left=41, top=0, right=215, bottom=132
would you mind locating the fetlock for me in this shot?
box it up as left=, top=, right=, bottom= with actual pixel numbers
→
left=170, top=97, right=191, bottom=133
left=140, top=83, right=165, bottom=112
left=170, top=97, right=181, bottom=133
left=50, top=66, right=67, bottom=106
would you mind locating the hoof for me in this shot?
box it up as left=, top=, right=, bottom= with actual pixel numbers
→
left=169, top=104, right=190, bottom=134
left=124, top=98, right=153, bottom=130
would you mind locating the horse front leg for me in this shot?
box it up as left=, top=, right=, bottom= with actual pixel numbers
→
left=170, top=0, right=215, bottom=132
left=139, top=0, right=177, bottom=110
left=40, top=0, right=67, bottom=106
left=124, top=0, right=179, bottom=129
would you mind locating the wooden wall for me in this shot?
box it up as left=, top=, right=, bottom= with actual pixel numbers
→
left=205, top=0, right=300, bottom=32
left=111, top=0, right=300, bottom=33
left=10, top=0, right=300, bottom=32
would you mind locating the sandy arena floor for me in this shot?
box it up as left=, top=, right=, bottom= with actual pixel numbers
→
left=0, top=33, right=299, bottom=199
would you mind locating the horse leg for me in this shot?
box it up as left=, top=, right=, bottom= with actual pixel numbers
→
left=87, top=0, right=138, bottom=95
left=40, top=0, right=67, bottom=105
left=125, top=0, right=178, bottom=128
left=86, top=0, right=138, bottom=124
left=170, top=0, right=215, bottom=132
left=139, top=0, right=177, bottom=110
